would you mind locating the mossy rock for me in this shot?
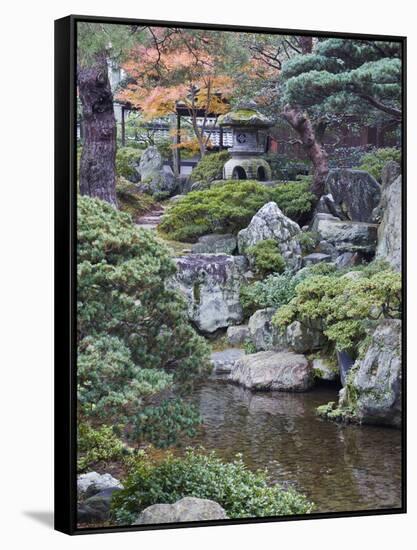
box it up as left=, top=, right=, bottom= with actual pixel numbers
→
left=116, top=177, right=156, bottom=220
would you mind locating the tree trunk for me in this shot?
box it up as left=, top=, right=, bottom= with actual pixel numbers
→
left=299, top=36, right=313, bottom=54
left=281, top=104, right=329, bottom=198
left=78, top=57, right=117, bottom=206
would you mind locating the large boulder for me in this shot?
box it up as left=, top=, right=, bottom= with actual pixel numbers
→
left=337, top=350, right=355, bottom=386
left=248, top=308, right=278, bottom=351
left=77, top=472, right=123, bottom=497
left=172, top=254, right=247, bottom=333
left=210, top=348, right=245, bottom=374
left=230, top=351, right=313, bottom=391
left=226, top=325, right=250, bottom=345
left=302, top=252, right=332, bottom=267
left=312, top=356, right=339, bottom=382
left=238, top=202, right=302, bottom=270
left=374, top=163, right=402, bottom=271
left=311, top=213, right=378, bottom=254
left=139, top=145, right=163, bottom=177
left=286, top=321, right=326, bottom=353
left=247, top=310, right=324, bottom=354
left=323, top=169, right=381, bottom=222
left=133, top=497, right=228, bottom=525
left=191, top=234, right=237, bottom=255
left=348, top=320, right=402, bottom=427
left=77, top=487, right=122, bottom=524
left=138, top=146, right=177, bottom=197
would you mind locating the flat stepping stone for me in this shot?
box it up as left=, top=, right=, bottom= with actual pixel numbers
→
left=230, top=350, right=313, bottom=391
left=302, top=252, right=332, bottom=266
left=136, top=206, right=166, bottom=229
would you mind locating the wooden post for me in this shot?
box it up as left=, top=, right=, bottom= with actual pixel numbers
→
left=121, top=106, right=126, bottom=147
left=219, top=126, right=223, bottom=149
left=177, top=111, right=181, bottom=175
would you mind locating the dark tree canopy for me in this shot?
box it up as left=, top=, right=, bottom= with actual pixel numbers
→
left=280, top=38, right=402, bottom=122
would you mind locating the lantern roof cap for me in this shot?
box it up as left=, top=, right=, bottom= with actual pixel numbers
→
left=218, top=100, right=273, bottom=128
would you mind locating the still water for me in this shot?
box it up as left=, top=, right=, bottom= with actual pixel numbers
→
left=187, top=379, right=402, bottom=514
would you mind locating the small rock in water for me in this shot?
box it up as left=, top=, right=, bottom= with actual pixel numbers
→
left=78, top=487, right=122, bottom=523
left=211, top=348, right=245, bottom=374
left=77, top=472, right=123, bottom=496
left=230, top=350, right=313, bottom=391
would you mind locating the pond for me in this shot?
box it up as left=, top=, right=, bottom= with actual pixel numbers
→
left=187, top=378, right=402, bottom=514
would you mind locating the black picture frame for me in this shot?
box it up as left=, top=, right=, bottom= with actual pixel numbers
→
left=54, top=14, right=407, bottom=535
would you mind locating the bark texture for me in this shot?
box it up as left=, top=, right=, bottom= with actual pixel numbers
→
left=78, top=57, right=117, bottom=206
left=281, top=104, right=329, bottom=198
left=298, top=36, right=313, bottom=54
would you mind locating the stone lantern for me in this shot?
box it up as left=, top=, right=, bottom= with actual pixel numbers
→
left=218, top=101, right=273, bottom=181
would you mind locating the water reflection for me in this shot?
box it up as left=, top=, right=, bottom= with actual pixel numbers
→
left=188, top=380, right=402, bottom=513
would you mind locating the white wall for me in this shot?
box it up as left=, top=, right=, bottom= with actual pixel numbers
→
left=0, top=1, right=415, bottom=549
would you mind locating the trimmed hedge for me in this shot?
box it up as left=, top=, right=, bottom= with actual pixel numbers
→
left=190, top=151, right=231, bottom=183
left=159, top=180, right=314, bottom=241
left=356, top=147, right=401, bottom=182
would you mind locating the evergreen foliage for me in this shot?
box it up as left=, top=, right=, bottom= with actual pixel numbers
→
left=190, top=151, right=231, bottom=183
left=115, top=147, right=142, bottom=181
left=357, top=147, right=401, bottom=181
left=296, top=231, right=320, bottom=255
left=280, top=39, right=402, bottom=123
left=273, top=264, right=401, bottom=352
left=77, top=424, right=128, bottom=472
left=112, top=449, right=314, bottom=524
left=246, top=239, right=286, bottom=276
left=159, top=180, right=314, bottom=241
left=240, top=272, right=298, bottom=316
left=116, top=178, right=155, bottom=219
left=77, top=197, right=210, bottom=450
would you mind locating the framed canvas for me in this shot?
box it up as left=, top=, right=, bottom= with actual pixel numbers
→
left=54, top=14, right=406, bottom=535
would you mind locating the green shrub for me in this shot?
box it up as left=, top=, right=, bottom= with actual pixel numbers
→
left=159, top=180, right=314, bottom=241
left=273, top=265, right=401, bottom=352
left=240, top=272, right=298, bottom=316
left=246, top=239, right=286, bottom=276
left=77, top=335, right=172, bottom=424
left=77, top=423, right=128, bottom=472
left=356, top=147, right=401, bottom=182
left=131, top=399, right=201, bottom=448
left=296, top=231, right=320, bottom=255
left=112, top=449, right=313, bottom=524
left=77, top=197, right=210, bottom=447
left=190, top=150, right=231, bottom=183
left=159, top=180, right=269, bottom=241
left=116, top=177, right=155, bottom=220
left=240, top=263, right=341, bottom=317
left=116, top=147, right=142, bottom=181
left=262, top=153, right=310, bottom=180
left=243, top=339, right=257, bottom=354
left=155, top=138, right=173, bottom=161
left=269, top=179, right=314, bottom=221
